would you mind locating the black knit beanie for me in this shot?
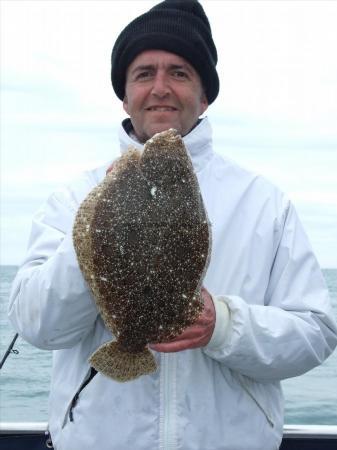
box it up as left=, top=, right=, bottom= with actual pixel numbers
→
left=111, top=0, right=219, bottom=104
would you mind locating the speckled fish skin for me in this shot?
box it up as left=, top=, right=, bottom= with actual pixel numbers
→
left=73, top=129, right=211, bottom=382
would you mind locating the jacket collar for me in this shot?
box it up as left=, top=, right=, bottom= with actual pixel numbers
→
left=118, top=117, right=214, bottom=173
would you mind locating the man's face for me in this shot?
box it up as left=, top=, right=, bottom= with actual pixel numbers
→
left=123, top=50, right=208, bottom=142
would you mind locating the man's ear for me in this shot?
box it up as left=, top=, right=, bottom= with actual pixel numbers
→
left=123, top=96, right=129, bottom=114
left=200, top=92, right=208, bottom=115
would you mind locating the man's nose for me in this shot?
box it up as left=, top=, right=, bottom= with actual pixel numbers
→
left=151, top=73, right=170, bottom=97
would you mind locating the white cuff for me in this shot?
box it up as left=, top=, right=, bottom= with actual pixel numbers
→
left=206, top=295, right=231, bottom=351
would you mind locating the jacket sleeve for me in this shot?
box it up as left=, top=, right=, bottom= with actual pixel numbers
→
left=204, top=202, right=337, bottom=382
left=8, top=189, right=98, bottom=350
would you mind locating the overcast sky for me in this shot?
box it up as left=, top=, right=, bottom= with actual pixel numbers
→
left=1, top=0, right=337, bottom=267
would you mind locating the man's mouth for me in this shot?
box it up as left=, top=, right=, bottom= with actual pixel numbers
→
left=146, top=106, right=178, bottom=112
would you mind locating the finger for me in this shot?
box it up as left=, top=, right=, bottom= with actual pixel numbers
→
left=149, top=342, right=182, bottom=352
left=154, top=312, right=214, bottom=344
left=170, top=325, right=208, bottom=341
left=149, top=337, right=204, bottom=353
left=194, top=311, right=214, bottom=326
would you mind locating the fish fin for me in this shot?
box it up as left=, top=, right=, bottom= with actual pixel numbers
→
left=89, top=341, right=157, bottom=382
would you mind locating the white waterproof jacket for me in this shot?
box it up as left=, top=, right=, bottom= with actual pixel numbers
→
left=9, top=118, right=337, bottom=450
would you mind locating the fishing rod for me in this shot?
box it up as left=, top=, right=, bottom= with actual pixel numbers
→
left=0, top=333, right=19, bottom=370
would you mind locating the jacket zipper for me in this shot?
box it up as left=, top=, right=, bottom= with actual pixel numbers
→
left=159, top=353, right=177, bottom=450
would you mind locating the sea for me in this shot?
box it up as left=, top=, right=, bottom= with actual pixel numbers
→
left=1, top=265, right=336, bottom=424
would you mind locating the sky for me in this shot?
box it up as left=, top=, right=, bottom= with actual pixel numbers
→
left=1, top=0, right=337, bottom=267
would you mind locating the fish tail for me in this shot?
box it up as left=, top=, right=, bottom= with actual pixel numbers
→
left=89, top=341, right=157, bottom=382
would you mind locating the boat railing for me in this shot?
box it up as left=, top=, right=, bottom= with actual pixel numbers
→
left=1, top=422, right=337, bottom=437
left=282, top=424, right=337, bottom=439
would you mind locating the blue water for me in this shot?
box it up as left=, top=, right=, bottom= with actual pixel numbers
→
left=1, top=266, right=336, bottom=424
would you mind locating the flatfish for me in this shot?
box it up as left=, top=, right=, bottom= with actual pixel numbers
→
left=73, top=129, right=211, bottom=382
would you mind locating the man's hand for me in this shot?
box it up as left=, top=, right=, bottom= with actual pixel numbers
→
left=149, top=287, right=215, bottom=353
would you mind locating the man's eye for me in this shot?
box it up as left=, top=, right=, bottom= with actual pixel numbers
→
left=136, top=71, right=152, bottom=80
left=173, top=71, right=188, bottom=79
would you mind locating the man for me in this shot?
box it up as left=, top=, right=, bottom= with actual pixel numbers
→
left=8, top=1, right=337, bottom=450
